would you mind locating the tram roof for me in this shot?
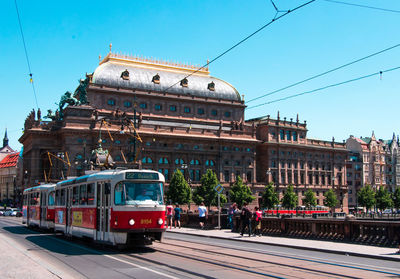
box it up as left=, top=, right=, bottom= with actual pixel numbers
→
left=23, top=184, right=56, bottom=193
left=56, top=168, right=164, bottom=187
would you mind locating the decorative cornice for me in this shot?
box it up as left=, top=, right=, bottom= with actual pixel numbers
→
left=99, top=52, right=210, bottom=75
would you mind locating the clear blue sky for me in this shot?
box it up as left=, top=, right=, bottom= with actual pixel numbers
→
left=2, top=0, right=400, bottom=151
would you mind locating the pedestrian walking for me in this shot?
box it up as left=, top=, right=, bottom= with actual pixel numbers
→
left=253, top=206, right=262, bottom=236
left=227, top=202, right=237, bottom=230
left=198, top=202, right=207, bottom=229
left=240, top=202, right=252, bottom=236
left=166, top=202, right=173, bottom=229
left=174, top=204, right=182, bottom=229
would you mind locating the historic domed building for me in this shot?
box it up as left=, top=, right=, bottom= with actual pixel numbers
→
left=19, top=52, right=258, bottom=195
left=19, top=51, right=349, bottom=212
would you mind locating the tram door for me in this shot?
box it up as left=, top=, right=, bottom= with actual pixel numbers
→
left=96, top=182, right=111, bottom=242
left=65, top=188, right=72, bottom=235
left=40, top=192, right=46, bottom=227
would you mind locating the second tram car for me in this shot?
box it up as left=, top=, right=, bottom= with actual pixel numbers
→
left=23, top=168, right=166, bottom=246
left=22, top=184, right=56, bottom=229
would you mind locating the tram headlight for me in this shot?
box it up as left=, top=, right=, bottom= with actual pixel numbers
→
left=157, top=218, right=163, bottom=225
left=129, top=219, right=135, bottom=226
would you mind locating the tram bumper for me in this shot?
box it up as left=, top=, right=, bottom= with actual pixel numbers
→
left=111, top=228, right=166, bottom=245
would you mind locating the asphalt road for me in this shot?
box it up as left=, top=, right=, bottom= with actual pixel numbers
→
left=1, top=217, right=399, bottom=279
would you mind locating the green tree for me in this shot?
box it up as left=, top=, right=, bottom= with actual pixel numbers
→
left=193, top=169, right=226, bottom=208
left=165, top=169, right=192, bottom=205
left=281, top=184, right=298, bottom=209
left=375, top=186, right=393, bottom=211
left=357, top=184, right=376, bottom=212
left=261, top=182, right=279, bottom=210
left=229, top=176, right=255, bottom=208
left=303, top=189, right=317, bottom=208
left=392, top=187, right=400, bottom=210
left=323, top=189, right=338, bottom=212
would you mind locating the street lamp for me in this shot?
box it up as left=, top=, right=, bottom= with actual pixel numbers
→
left=266, top=170, right=271, bottom=184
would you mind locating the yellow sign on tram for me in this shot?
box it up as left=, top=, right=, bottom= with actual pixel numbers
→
left=72, top=211, right=82, bottom=226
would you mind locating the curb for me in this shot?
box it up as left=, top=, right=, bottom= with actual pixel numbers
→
left=166, top=230, right=400, bottom=262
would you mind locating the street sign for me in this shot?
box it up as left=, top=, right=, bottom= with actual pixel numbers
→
left=214, top=184, right=224, bottom=194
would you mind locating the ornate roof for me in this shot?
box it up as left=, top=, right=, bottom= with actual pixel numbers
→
left=92, top=53, right=241, bottom=101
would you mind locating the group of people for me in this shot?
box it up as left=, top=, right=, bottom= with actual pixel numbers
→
left=228, top=202, right=262, bottom=237
left=166, top=203, right=182, bottom=229
left=166, top=202, right=208, bottom=229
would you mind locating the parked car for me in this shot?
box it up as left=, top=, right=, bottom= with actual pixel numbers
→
left=0, top=210, right=3, bottom=216
left=382, top=209, right=393, bottom=214
left=12, top=209, right=23, bottom=217
left=3, top=208, right=19, bottom=217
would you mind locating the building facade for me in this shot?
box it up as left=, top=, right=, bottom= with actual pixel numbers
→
left=346, top=133, right=400, bottom=209
left=248, top=114, right=349, bottom=212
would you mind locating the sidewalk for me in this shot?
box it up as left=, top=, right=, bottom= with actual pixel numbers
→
left=166, top=227, right=400, bottom=262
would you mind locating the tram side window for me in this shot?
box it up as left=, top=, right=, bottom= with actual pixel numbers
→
left=73, top=186, right=79, bottom=205
left=87, top=183, right=95, bottom=205
left=60, top=189, right=66, bottom=206
left=23, top=194, right=27, bottom=206
left=80, top=184, right=87, bottom=205
left=115, top=183, right=125, bottom=205
left=48, top=191, right=55, bottom=206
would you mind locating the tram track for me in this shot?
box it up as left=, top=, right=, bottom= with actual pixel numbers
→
left=2, top=218, right=400, bottom=278
left=150, top=238, right=400, bottom=278
left=164, top=235, right=400, bottom=275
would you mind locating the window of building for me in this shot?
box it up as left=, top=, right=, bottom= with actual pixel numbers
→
left=224, top=111, right=231, bottom=117
left=155, top=104, right=162, bottom=111
left=158, top=157, right=169, bottom=164
left=184, top=107, right=191, bottom=113
left=190, top=159, right=200, bottom=165
left=140, top=103, right=147, bottom=109
left=293, top=131, right=298, bottom=141
left=211, top=110, right=218, bottom=116
left=205, top=160, right=215, bottom=166
left=175, top=158, right=184, bottom=165
left=170, top=105, right=177, bottom=112
left=247, top=171, right=252, bottom=182
left=107, top=98, right=116, bottom=106
left=124, top=101, right=132, bottom=108
left=142, top=157, right=153, bottom=164
left=224, top=170, right=230, bottom=182
left=280, top=130, right=284, bottom=140
left=197, top=108, right=205, bottom=115
left=286, top=130, right=291, bottom=140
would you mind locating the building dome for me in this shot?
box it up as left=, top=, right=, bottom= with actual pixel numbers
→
left=92, top=53, right=240, bottom=101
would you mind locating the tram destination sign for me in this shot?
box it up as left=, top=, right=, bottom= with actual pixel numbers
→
left=125, top=172, right=159, bottom=180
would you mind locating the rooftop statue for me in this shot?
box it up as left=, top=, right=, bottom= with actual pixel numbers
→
left=74, top=77, right=89, bottom=105
left=58, top=91, right=79, bottom=118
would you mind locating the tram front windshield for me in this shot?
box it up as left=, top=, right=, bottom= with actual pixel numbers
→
left=114, top=181, right=163, bottom=205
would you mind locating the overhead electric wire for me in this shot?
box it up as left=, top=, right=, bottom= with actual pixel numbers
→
left=14, top=0, right=39, bottom=110
left=247, top=43, right=400, bottom=103
left=163, top=0, right=316, bottom=93
left=324, top=0, right=400, bottom=14
left=247, top=65, right=400, bottom=109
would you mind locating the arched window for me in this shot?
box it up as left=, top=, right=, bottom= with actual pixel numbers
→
left=158, top=157, right=169, bottom=164
left=175, top=158, right=184, bottom=165
left=190, top=159, right=200, bottom=165
left=206, top=160, right=215, bottom=166
left=142, top=157, right=153, bottom=164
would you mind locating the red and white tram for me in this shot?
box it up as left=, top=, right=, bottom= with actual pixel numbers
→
left=22, top=184, right=56, bottom=229
left=23, top=168, right=166, bottom=246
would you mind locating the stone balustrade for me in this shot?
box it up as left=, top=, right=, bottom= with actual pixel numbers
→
left=178, top=213, right=400, bottom=247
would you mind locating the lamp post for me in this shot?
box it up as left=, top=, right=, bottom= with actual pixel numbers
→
left=266, top=169, right=271, bottom=184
